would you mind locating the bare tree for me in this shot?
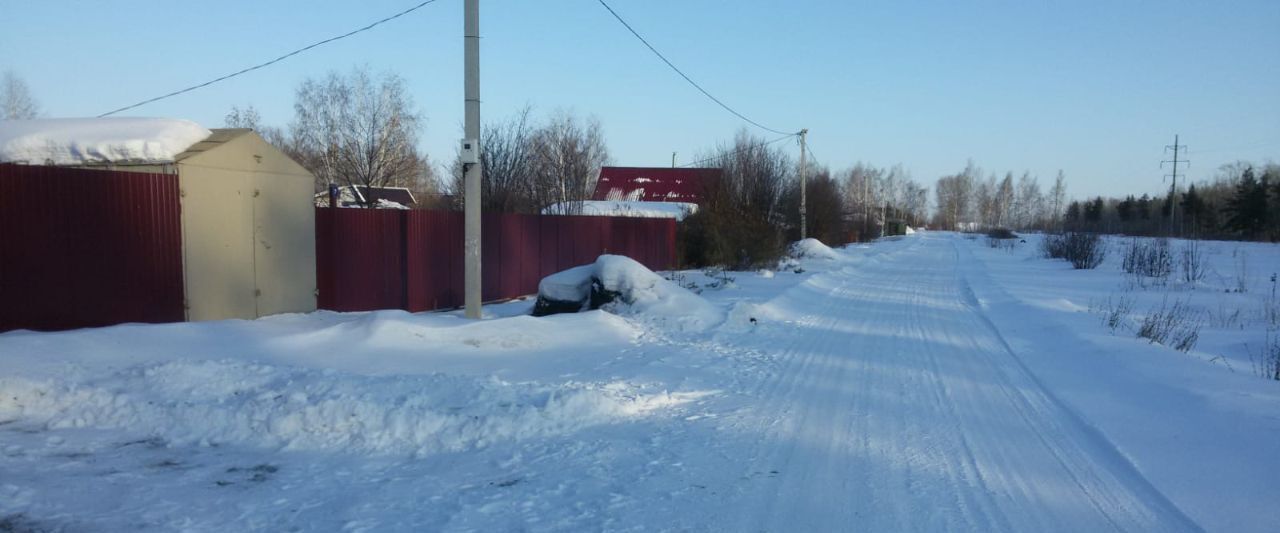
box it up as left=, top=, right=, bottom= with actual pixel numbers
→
left=290, top=67, right=426, bottom=202
left=1049, top=170, right=1068, bottom=230
left=531, top=111, right=610, bottom=215
left=934, top=162, right=977, bottom=230
left=449, top=107, right=609, bottom=214
left=451, top=106, right=536, bottom=212
left=681, top=130, right=794, bottom=267
left=901, top=180, right=930, bottom=228
left=1, top=71, right=39, bottom=120
left=781, top=165, right=844, bottom=243
left=841, top=162, right=885, bottom=238
left=715, top=129, right=793, bottom=223
left=224, top=104, right=292, bottom=153
left=1014, top=172, right=1044, bottom=229
left=995, top=172, right=1015, bottom=228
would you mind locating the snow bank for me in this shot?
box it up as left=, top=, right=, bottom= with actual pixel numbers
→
left=534, top=255, right=723, bottom=332
left=0, top=117, right=211, bottom=165
left=536, top=264, right=596, bottom=306
left=0, top=360, right=692, bottom=457
left=0, top=308, right=643, bottom=383
left=541, top=200, right=698, bottom=221
left=595, top=256, right=723, bottom=332
left=789, top=238, right=840, bottom=260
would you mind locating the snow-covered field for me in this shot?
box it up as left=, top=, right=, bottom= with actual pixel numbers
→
left=1, top=232, right=1277, bottom=531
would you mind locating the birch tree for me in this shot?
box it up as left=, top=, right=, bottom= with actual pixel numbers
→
left=1, top=71, right=39, bottom=120
left=290, top=67, right=427, bottom=201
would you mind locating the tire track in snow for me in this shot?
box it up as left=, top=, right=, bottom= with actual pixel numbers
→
left=716, top=234, right=1199, bottom=532
left=948, top=238, right=1201, bottom=531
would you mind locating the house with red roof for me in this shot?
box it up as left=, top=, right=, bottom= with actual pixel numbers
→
left=591, top=166, right=721, bottom=204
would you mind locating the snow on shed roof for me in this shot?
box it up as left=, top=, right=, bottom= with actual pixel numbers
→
left=591, top=167, right=721, bottom=203
left=0, top=118, right=213, bottom=166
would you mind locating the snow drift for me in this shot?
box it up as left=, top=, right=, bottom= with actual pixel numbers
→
left=789, top=238, right=840, bottom=260
left=0, top=359, right=693, bottom=457
left=534, top=255, right=723, bottom=332
left=0, top=117, right=212, bottom=165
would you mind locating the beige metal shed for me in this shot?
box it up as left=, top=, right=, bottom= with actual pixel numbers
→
left=172, top=129, right=317, bottom=321
left=0, top=119, right=318, bottom=323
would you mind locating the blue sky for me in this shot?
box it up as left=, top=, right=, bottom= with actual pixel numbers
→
left=3, top=0, right=1277, bottom=200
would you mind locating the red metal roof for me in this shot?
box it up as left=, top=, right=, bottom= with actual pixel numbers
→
left=591, top=167, right=721, bottom=203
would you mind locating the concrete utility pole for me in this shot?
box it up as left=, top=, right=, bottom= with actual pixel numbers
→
left=798, top=129, right=808, bottom=240
left=864, top=172, right=870, bottom=237
left=881, top=184, right=888, bottom=238
left=463, top=0, right=482, bottom=319
left=1161, top=134, right=1189, bottom=237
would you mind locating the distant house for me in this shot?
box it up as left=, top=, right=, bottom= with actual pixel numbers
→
left=591, top=167, right=721, bottom=204
left=316, top=185, right=417, bottom=209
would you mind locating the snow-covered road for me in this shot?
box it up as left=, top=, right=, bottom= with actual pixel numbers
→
left=3, top=232, right=1277, bottom=531
left=715, top=235, right=1195, bottom=531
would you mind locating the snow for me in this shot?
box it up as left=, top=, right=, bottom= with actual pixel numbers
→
left=593, top=255, right=723, bottom=332
left=788, top=237, right=839, bottom=260
left=0, top=118, right=212, bottom=165
left=541, top=200, right=697, bottom=220
left=536, top=264, right=595, bottom=304
left=370, top=198, right=410, bottom=210
left=334, top=198, right=410, bottom=209
left=536, top=255, right=724, bottom=332
left=1, top=233, right=1278, bottom=531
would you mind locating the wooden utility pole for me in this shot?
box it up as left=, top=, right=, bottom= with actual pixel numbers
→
left=463, top=0, right=482, bottom=318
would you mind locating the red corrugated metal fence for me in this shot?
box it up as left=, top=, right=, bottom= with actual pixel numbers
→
left=0, top=164, right=185, bottom=332
left=316, top=208, right=677, bottom=312
left=0, top=163, right=678, bottom=330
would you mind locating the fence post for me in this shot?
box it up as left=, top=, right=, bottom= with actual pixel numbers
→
left=400, top=209, right=410, bottom=311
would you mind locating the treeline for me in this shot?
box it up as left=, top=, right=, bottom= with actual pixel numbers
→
left=1063, top=162, right=1280, bottom=241
left=932, top=161, right=1068, bottom=232
left=682, top=131, right=929, bottom=269
left=222, top=67, right=952, bottom=268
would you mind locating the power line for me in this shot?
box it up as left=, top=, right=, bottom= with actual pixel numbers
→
left=594, top=0, right=798, bottom=137
left=1189, top=140, right=1280, bottom=155
left=679, top=133, right=795, bottom=168
left=98, top=0, right=441, bottom=117
left=803, top=143, right=820, bottom=166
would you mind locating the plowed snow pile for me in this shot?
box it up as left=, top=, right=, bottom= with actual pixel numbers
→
left=0, top=360, right=688, bottom=456
left=789, top=238, right=839, bottom=260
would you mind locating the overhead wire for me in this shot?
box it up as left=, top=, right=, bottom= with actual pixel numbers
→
left=803, top=142, right=820, bottom=167
left=98, top=0, right=441, bottom=117
left=678, top=133, right=796, bottom=168
left=594, top=0, right=799, bottom=137
left=1188, top=140, right=1280, bottom=155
